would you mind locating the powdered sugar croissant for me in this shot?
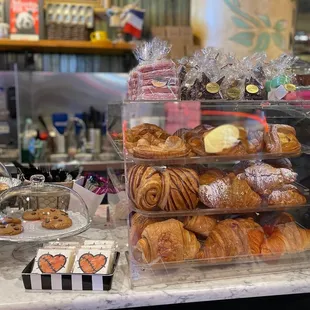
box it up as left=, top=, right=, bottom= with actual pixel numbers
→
left=267, top=185, right=307, bottom=206
left=237, top=163, right=297, bottom=195
left=199, top=173, right=261, bottom=209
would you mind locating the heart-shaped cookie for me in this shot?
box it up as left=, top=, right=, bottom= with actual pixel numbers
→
left=78, top=253, right=107, bottom=274
left=38, top=254, right=67, bottom=273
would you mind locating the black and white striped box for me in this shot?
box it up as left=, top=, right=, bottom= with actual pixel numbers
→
left=22, top=252, right=120, bottom=291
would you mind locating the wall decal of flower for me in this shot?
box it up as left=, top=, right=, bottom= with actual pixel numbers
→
left=224, top=0, right=288, bottom=52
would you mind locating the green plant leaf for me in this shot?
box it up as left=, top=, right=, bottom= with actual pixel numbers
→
left=224, top=0, right=262, bottom=28
left=274, top=19, right=287, bottom=32
left=271, top=32, right=285, bottom=49
left=229, top=32, right=255, bottom=47
left=253, top=32, right=270, bottom=52
left=231, top=16, right=253, bottom=29
left=258, top=15, right=271, bottom=27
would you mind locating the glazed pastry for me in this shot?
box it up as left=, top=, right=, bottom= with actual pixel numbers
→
left=197, top=218, right=264, bottom=259
left=183, top=215, right=217, bottom=238
left=264, top=158, right=292, bottom=170
left=130, top=213, right=158, bottom=246
left=199, top=173, right=261, bottom=209
left=133, top=136, right=191, bottom=159
left=267, top=185, right=307, bottom=206
left=237, top=163, right=297, bottom=195
left=136, top=219, right=200, bottom=263
left=264, top=124, right=301, bottom=154
left=199, top=169, right=226, bottom=185
left=128, top=165, right=199, bottom=211
left=261, top=221, right=310, bottom=254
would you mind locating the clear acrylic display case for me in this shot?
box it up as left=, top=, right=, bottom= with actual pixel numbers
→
left=108, top=100, right=310, bottom=287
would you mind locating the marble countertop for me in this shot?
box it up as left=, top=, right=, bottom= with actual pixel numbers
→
left=1, top=207, right=310, bottom=310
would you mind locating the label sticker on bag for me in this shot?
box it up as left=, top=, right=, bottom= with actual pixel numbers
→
left=151, top=78, right=168, bottom=88
left=206, top=82, right=220, bottom=94
left=227, top=87, right=241, bottom=99
left=246, top=84, right=259, bottom=94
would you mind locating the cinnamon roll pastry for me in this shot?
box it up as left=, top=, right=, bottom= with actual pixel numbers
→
left=183, top=215, right=217, bottom=238
left=267, top=184, right=307, bottom=206
left=264, top=124, right=301, bottom=154
left=199, top=173, right=261, bottom=209
left=133, top=136, right=191, bottom=159
left=128, top=165, right=199, bottom=211
left=136, top=219, right=200, bottom=263
left=237, top=163, right=297, bottom=195
left=199, top=169, right=226, bottom=185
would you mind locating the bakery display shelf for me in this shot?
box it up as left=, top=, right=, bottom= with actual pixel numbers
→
left=107, top=133, right=124, bottom=160
left=126, top=182, right=310, bottom=217
left=127, top=248, right=310, bottom=272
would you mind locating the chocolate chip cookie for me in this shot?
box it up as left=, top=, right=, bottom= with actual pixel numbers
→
left=41, top=214, right=72, bottom=230
left=0, top=217, right=21, bottom=224
left=0, top=223, right=23, bottom=235
left=38, top=208, right=68, bottom=220
left=22, top=210, right=40, bottom=221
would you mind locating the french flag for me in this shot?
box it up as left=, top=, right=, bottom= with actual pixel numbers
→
left=121, top=9, right=145, bottom=39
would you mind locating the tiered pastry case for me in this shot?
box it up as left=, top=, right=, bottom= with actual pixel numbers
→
left=108, top=100, right=310, bottom=288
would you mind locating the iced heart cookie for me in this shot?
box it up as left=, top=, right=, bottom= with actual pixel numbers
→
left=22, top=210, right=40, bottom=221
left=41, top=214, right=72, bottom=230
left=0, top=223, right=23, bottom=235
left=38, top=254, right=67, bottom=273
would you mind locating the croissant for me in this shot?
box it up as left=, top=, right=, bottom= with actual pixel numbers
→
left=128, top=165, right=199, bottom=211
left=237, top=163, right=297, bottom=195
left=199, top=173, right=261, bottom=209
left=197, top=218, right=264, bottom=259
left=136, top=219, right=200, bottom=263
left=245, top=128, right=264, bottom=153
left=261, top=222, right=310, bottom=255
left=183, top=215, right=217, bottom=238
left=264, top=124, right=301, bottom=154
left=259, top=212, right=295, bottom=236
left=199, top=169, right=227, bottom=185
left=130, top=213, right=158, bottom=246
left=133, top=136, right=191, bottom=159
left=267, top=185, right=307, bottom=206
left=264, top=158, right=292, bottom=170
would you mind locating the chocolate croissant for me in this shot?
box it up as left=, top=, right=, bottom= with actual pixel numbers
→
left=136, top=219, right=200, bottom=263
left=237, top=163, right=297, bottom=195
left=261, top=221, right=310, bottom=255
left=183, top=215, right=217, bottom=238
left=267, top=185, right=307, bottom=206
left=197, top=218, right=264, bottom=259
left=128, top=165, right=199, bottom=212
left=199, top=173, right=261, bottom=209
left=264, top=124, right=301, bottom=154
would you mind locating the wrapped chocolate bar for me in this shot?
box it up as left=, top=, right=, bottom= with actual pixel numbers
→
left=180, top=49, right=225, bottom=100
left=264, top=54, right=298, bottom=100
left=127, top=38, right=179, bottom=101
left=241, top=53, right=267, bottom=100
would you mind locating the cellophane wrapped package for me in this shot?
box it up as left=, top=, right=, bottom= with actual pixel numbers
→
left=180, top=48, right=226, bottom=100
left=264, top=54, right=298, bottom=100
left=127, top=38, right=179, bottom=101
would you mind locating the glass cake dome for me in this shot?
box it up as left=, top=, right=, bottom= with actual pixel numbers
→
left=0, top=174, right=91, bottom=242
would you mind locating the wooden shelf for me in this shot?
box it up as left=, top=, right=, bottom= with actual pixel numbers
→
left=0, top=39, right=133, bottom=55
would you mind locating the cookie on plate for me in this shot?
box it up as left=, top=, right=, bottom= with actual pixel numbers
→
left=0, top=223, right=23, bottom=235
left=22, top=210, right=40, bottom=221
left=42, top=214, right=72, bottom=230
left=0, top=217, right=21, bottom=224
left=38, top=208, right=68, bottom=220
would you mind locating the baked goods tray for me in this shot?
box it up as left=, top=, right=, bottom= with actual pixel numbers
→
left=126, top=249, right=310, bottom=271
left=0, top=212, right=91, bottom=243
left=127, top=182, right=310, bottom=217
left=107, top=133, right=309, bottom=165
left=22, top=252, right=120, bottom=291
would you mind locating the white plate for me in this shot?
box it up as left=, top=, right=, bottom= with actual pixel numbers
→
left=0, top=211, right=90, bottom=242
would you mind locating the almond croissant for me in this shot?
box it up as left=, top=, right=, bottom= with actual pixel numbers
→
left=197, top=218, right=264, bottom=259
left=136, top=219, right=200, bottom=263
left=237, top=163, right=297, bottom=195
left=199, top=173, right=261, bottom=209
left=261, top=221, right=310, bottom=255
left=267, top=185, right=307, bottom=206
left=128, top=165, right=199, bottom=211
